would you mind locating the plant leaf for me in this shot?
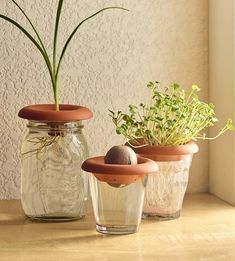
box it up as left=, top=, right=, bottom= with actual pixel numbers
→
left=53, top=0, right=64, bottom=74
left=227, top=118, right=235, bottom=131
left=55, top=7, right=129, bottom=80
left=0, top=14, right=54, bottom=86
left=10, top=1, right=49, bottom=59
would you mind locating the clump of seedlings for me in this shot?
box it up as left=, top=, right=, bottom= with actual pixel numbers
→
left=110, top=81, right=234, bottom=146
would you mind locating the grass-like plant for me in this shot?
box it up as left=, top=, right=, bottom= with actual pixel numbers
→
left=0, top=0, right=128, bottom=111
left=110, top=81, right=234, bottom=146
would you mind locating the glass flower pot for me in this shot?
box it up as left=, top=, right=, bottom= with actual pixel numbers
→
left=143, top=155, right=192, bottom=220
left=130, top=141, right=199, bottom=220
left=18, top=104, right=92, bottom=221
left=82, top=156, right=158, bottom=234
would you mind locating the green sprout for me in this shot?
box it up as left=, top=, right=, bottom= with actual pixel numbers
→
left=0, top=0, right=128, bottom=111
left=109, top=81, right=234, bottom=146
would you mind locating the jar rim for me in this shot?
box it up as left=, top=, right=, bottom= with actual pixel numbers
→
left=27, top=121, right=84, bottom=131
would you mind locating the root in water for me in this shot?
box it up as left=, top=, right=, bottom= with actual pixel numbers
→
left=22, top=135, right=60, bottom=158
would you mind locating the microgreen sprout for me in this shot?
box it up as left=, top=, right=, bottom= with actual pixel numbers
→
left=109, top=81, right=234, bottom=146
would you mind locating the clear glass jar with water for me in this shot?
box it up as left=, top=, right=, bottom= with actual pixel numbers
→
left=21, top=121, right=89, bottom=221
left=89, top=174, right=147, bottom=234
left=142, top=155, right=193, bottom=220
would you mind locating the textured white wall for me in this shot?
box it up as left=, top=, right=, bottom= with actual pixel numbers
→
left=0, top=0, right=208, bottom=199
left=209, top=0, right=235, bottom=204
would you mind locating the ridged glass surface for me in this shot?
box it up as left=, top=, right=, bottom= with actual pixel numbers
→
left=143, top=155, right=192, bottom=220
left=21, top=121, right=89, bottom=221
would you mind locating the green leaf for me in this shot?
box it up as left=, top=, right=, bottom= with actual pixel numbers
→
left=55, top=7, right=129, bottom=81
left=53, top=0, right=64, bottom=73
left=109, top=81, right=233, bottom=145
left=8, top=1, right=54, bottom=92
left=192, top=84, right=200, bottom=92
left=0, top=14, right=53, bottom=84
left=10, top=1, right=48, bottom=56
left=122, top=115, right=130, bottom=121
left=166, top=120, right=174, bottom=127
left=172, top=83, right=180, bottom=90
left=227, top=119, right=235, bottom=131
left=171, top=105, right=179, bottom=112
left=129, top=105, right=137, bottom=114
left=147, top=81, right=154, bottom=88
left=145, top=130, right=151, bottom=136
left=209, top=103, right=214, bottom=107
left=108, top=110, right=114, bottom=115
left=116, top=128, right=122, bottom=135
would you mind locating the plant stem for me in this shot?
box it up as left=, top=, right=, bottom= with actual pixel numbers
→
left=195, top=125, right=229, bottom=141
left=53, top=73, right=59, bottom=111
left=52, top=0, right=64, bottom=111
left=54, top=85, right=59, bottom=111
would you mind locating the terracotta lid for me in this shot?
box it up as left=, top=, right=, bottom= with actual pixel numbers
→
left=82, top=156, right=158, bottom=185
left=18, top=104, right=93, bottom=122
left=127, top=140, right=199, bottom=162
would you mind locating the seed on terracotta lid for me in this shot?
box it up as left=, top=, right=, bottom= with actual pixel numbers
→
left=104, top=145, right=137, bottom=188
left=104, top=145, right=137, bottom=165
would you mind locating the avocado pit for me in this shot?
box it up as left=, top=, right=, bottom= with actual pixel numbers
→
left=104, top=145, right=137, bottom=187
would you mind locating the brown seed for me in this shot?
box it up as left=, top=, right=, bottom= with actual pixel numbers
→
left=104, top=145, right=137, bottom=165
left=105, top=146, right=138, bottom=188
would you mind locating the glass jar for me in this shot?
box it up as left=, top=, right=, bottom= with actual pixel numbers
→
left=129, top=140, right=199, bottom=220
left=142, top=155, right=193, bottom=220
left=82, top=155, right=158, bottom=234
left=21, top=121, right=89, bottom=221
left=89, top=174, right=147, bottom=235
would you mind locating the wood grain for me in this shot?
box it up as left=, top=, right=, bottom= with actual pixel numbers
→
left=0, top=193, right=235, bottom=260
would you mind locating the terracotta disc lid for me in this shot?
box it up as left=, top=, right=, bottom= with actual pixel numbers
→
left=18, top=104, right=93, bottom=122
left=82, top=156, right=158, bottom=185
left=128, top=141, right=199, bottom=155
left=127, top=140, right=199, bottom=162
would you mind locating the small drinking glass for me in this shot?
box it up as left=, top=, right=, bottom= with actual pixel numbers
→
left=82, top=156, right=158, bottom=234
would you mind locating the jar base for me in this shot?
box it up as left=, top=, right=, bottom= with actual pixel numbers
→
left=26, top=214, right=85, bottom=222
left=142, top=210, right=180, bottom=221
left=96, top=224, right=138, bottom=235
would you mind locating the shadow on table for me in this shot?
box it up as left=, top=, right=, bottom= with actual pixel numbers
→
left=0, top=214, right=27, bottom=225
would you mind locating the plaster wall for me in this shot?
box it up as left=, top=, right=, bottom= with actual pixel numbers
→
left=0, top=0, right=208, bottom=198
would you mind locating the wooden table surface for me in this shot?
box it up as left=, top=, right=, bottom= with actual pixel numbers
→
left=1, top=193, right=235, bottom=261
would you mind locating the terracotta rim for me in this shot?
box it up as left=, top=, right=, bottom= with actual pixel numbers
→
left=18, top=104, right=93, bottom=122
left=82, top=156, right=158, bottom=175
left=127, top=140, right=199, bottom=162
left=82, top=156, right=158, bottom=184
left=93, top=173, right=145, bottom=185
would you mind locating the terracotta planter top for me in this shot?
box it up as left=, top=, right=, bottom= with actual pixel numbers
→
left=82, top=156, right=158, bottom=185
left=18, top=104, right=93, bottom=122
left=127, top=140, right=199, bottom=162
